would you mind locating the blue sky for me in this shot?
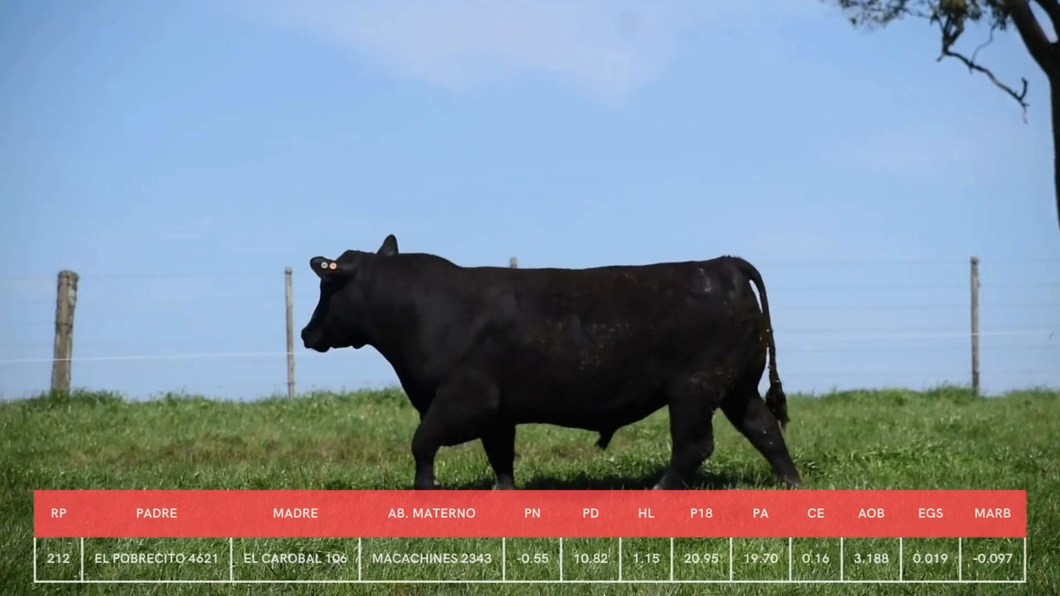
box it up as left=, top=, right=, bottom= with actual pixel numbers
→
left=1, top=0, right=1057, bottom=400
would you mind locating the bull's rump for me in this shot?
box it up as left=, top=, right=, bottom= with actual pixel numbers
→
left=457, top=259, right=765, bottom=428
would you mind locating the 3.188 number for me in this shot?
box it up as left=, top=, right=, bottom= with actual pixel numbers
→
left=854, top=553, right=889, bottom=564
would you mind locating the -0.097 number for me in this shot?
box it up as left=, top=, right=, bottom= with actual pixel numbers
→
left=974, top=553, right=1013, bottom=564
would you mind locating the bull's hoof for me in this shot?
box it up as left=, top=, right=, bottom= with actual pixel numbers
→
left=414, top=478, right=439, bottom=490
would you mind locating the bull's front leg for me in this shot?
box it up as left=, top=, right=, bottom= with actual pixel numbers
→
left=412, top=405, right=442, bottom=488
left=409, top=372, right=501, bottom=490
left=481, top=425, right=516, bottom=490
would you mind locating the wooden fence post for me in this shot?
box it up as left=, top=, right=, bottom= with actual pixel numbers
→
left=51, top=270, right=79, bottom=394
left=509, top=257, right=518, bottom=269
left=970, top=256, right=980, bottom=396
left=285, top=267, right=296, bottom=399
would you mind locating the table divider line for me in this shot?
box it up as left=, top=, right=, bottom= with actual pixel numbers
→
left=899, top=538, right=903, bottom=581
left=559, top=538, right=563, bottom=582
left=32, top=538, right=37, bottom=584
left=28, top=578, right=1033, bottom=585
left=958, top=537, right=962, bottom=582
left=1023, top=537, right=1027, bottom=583
left=618, top=537, right=622, bottom=581
left=229, top=538, right=233, bottom=582
left=670, top=537, right=674, bottom=582
left=839, top=538, right=844, bottom=582
left=729, top=537, right=733, bottom=581
left=502, top=538, right=506, bottom=582
left=358, top=538, right=362, bottom=582
left=80, top=537, right=84, bottom=582
left=788, top=537, right=793, bottom=582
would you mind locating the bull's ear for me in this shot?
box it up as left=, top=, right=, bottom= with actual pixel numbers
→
left=377, top=234, right=399, bottom=257
left=310, top=256, right=353, bottom=278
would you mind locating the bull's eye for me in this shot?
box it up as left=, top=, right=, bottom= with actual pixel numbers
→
left=320, top=261, right=329, bottom=269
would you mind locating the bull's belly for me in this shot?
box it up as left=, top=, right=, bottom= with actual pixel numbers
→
left=498, top=364, right=670, bottom=432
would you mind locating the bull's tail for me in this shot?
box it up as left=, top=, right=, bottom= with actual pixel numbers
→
left=731, top=257, right=789, bottom=428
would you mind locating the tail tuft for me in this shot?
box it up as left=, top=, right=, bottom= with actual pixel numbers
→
left=595, top=429, right=614, bottom=450
left=765, top=382, right=790, bottom=429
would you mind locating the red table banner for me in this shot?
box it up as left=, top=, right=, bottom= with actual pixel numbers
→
left=34, top=489, right=1025, bottom=539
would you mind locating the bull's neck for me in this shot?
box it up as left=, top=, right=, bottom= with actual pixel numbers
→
left=357, top=263, right=422, bottom=381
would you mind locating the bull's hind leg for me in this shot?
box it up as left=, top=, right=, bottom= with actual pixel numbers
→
left=721, top=386, right=801, bottom=488
left=410, top=373, right=500, bottom=490
left=654, top=382, right=721, bottom=490
left=481, top=425, right=516, bottom=490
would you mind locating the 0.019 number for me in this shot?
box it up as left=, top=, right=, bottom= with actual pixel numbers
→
left=912, top=553, right=949, bottom=565
left=518, top=553, right=549, bottom=564
left=854, top=553, right=890, bottom=565
left=46, top=553, right=71, bottom=565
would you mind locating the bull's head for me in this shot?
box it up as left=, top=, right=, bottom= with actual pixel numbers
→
left=300, top=234, right=399, bottom=352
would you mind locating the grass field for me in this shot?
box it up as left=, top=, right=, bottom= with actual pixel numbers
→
left=2, top=385, right=1058, bottom=595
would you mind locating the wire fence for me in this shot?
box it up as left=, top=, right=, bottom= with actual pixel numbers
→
left=1, top=255, right=1057, bottom=400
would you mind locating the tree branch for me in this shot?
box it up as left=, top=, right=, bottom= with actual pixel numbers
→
left=1030, top=0, right=1060, bottom=36
left=1007, top=0, right=1056, bottom=70
left=936, top=12, right=1031, bottom=121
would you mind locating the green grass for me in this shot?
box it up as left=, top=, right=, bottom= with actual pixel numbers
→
left=2, top=385, right=1058, bottom=595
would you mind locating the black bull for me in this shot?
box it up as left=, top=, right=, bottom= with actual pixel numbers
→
left=300, top=235, right=801, bottom=490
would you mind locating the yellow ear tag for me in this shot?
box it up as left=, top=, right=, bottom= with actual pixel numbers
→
left=328, top=262, right=337, bottom=270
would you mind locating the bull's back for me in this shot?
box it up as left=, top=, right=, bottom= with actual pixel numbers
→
left=461, top=259, right=761, bottom=425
